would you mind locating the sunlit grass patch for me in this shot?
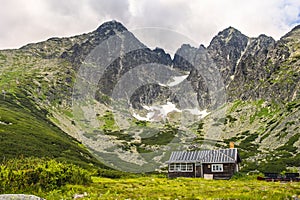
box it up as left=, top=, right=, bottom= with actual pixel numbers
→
left=38, top=176, right=300, bottom=199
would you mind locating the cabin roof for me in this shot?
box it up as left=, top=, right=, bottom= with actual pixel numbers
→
left=167, top=148, right=241, bottom=164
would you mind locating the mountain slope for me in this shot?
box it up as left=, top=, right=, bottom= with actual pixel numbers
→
left=0, top=21, right=299, bottom=172
left=0, top=92, right=105, bottom=168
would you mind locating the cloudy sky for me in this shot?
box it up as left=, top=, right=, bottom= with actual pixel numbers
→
left=0, top=0, right=300, bottom=52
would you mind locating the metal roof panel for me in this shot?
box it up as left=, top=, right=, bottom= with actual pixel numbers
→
left=167, top=148, right=238, bottom=163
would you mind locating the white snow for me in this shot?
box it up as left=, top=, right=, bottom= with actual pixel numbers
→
left=152, top=102, right=182, bottom=117
left=132, top=102, right=209, bottom=122
left=184, top=108, right=210, bottom=118
left=132, top=112, right=154, bottom=121
left=133, top=102, right=181, bottom=121
left=235, top=39, right=251, bottom=69
left=158, top=83, right=167, bottom=87
left=167, top=75, right=189, bottom=87
left=131, top=73, right=210, bottom=122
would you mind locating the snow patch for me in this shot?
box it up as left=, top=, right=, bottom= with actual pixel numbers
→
left=133, top=102, right=181, bottom=121
left=184, top=108, right=209, bottom=118
left=158, top=83, right=167, bottom=87
left=133, top=102, right=209, bottom=122
left=167, top=75, right=189, bottom=87
left=235, top=39, right=251, bottom=68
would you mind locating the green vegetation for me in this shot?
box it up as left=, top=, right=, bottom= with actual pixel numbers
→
left=229, top=100, right=243, bottom=113
left=99, top=110, right=119, bottom=131
left=17, top=175, right=300, bottom=199
left=211, top=99, right=300, bottom=173
left=95, top=92, right=111, bottom=105
left=276, top=134, right=300, bottom=153
left=134, top=119, right=149, bottom=127
left=0, top=93, right=105, bottom=169
left=287, top=101, right=300, bottom=112
left=2, top=158, right=299, bottom=199
left=141, top=123, right=178, bottom=146
left=0, top=157, right=91, bottom=193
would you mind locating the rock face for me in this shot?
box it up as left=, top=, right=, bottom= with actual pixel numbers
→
left=173, top=25, right=299, bottom=106
left=208, top=27, right=249, bottom=84
left=16, top=20, right=299, bottom=109
left=61, top=20, right=129, bottom=67
left=24, top=20, right=296, bottom=110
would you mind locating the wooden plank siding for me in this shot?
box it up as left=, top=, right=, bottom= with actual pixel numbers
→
left=202, top=163, right=237, bottom=179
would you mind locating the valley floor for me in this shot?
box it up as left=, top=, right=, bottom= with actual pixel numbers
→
left=43, top=176, right=300, bottom=199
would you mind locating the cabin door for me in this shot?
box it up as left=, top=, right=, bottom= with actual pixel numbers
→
left=195, top=163, right=202, bottom=177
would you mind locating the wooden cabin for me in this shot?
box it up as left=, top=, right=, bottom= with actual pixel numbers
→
left=167, top=148, right=241, bottom=179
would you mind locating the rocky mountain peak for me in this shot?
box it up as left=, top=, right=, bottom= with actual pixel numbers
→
left=95, top=20, right=127, bottom=34
left=276, top=24, right=300, bottom=60
left=282, top=24, right=300, bottom=38
left=60, top=21, right=131, bottom=67
left=207, top=27, right=249, bottom=84
left=210, top=26, right=247, bottom=45
left=172, top=44, right=199, bottom=71
left=257, top=34, right=275, bottom=42
left=153, top=47, right=168, bottom=55
left=280, top=24, right=300, bottom=48
left=249, top=34, right=275, bottom=52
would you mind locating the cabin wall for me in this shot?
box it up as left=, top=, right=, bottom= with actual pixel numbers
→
left=168, top=163, right=238, bottom=179
left=202, top=163, right=236, bottom=179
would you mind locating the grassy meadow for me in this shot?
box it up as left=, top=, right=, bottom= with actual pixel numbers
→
left=38, top=176, right=300, bottom=199
left=1, top=157, right=299, bottom=199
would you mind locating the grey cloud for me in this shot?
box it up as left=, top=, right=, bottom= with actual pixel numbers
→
left=0, top=0, right=299, bottom=50
left=88, top=0, right=131, bottom=24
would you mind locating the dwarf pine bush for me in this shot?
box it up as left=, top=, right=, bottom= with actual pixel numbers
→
left=0, top=157, right=91, bottom=193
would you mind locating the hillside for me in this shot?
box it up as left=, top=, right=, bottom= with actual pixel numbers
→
left=0, top=21, right=299, bottom=172
left=0, top=45, right=105, bottom=168
left=0, top=91, right=106, bottom=169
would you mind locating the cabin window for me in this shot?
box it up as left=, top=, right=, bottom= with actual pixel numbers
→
left=181, top=164, right=187, bottom=171
left=175, top=163, right=181, bottom=171
left=211, top=164, right=223, bottom=172
left=169, top=163, right=175, bottom=171
left=169, top=163, right=193, bottom=172
left=187, top=163, right=193, bottom=171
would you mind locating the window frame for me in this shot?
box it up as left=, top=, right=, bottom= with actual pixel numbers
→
left=169, top=163, right=193, bottom=172
left=211, top=164, right=223, bottom=172
left=187, top=163, right=193, bottom=172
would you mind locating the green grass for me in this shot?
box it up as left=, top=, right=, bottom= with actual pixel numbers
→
left=0, top=92, right=105, bottom=169
left=37, top=176, right=300, bottom=199
left=5, top=159, right=299, bottom=199
left=141, top=124, right=178, bottom=146
left=0, top=157, right=92, bottom=193
left=276, top=134, right=300, bottom=153
left=99, top=110, right=119, bottom=131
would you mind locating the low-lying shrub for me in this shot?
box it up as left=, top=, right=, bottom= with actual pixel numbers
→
left=0, top=157, right=92, bottom=193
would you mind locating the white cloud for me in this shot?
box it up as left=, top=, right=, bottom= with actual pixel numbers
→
left=0, top=0, right=299, bottom=50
